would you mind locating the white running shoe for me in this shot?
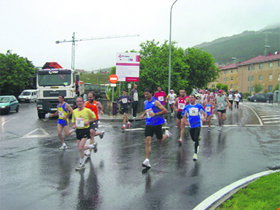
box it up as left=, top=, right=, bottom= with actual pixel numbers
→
left=165, top=130, right=172, bottom=138
left=193, top=153, right=198, bottom=161
left=59, top=144, right=68, bottom=150
left=178, top=139, right=182, bottom=146
left=99, top=131, right=105, bottom=139
left=75, top=164, right=85, bottom=171
left=84, top=149, right=91, bottom=157
left=142, top=159, right=151, bottom=168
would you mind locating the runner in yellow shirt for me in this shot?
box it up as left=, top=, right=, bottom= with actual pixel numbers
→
left=72, top=97, right=96, bottom=171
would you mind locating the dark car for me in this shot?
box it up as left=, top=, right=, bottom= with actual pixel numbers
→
left=248, top=93, right=267, bottom=102
left=0, top=95, right=19, bottom=114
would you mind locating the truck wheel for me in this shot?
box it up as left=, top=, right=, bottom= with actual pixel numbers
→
left=38, top=112, right=45, bottom=119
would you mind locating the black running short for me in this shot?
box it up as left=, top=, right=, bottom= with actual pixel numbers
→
left=76, top=128, right=90, bottom=140
left=229, top=100, right=233, bottom=105
left=217, top=110, right=226, bottom=114
left=120, top=107, right=129, bottom=114
left=90, top=120, right=99, bottom=131
left=145, top=124, right=163, bottom=139
left=176, top=111, right=183, bottom=120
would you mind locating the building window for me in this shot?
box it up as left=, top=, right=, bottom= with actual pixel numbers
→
left=248, top=87, right=251, bottom=92
left=248, top=76, right=250, bottom=81
left=248, top=64, right=255, bottom=70
left=231, top=76, right=233, bottom=80
left=252, top=87, right=255, bottom=91
left=230, top=84, right=233, bottom=88
left=259, top=64, right=263, bottom=69
left=251, top=76, right=254, bottom=81
left=224, top=77, right=228, bottom=81
left=269, top=74, right=273, bottom=80
left=259, top=75, right=263, bottom=80
left=268, top=85, right=273, bottom=91
left=269, top=63, right=273, bottom=68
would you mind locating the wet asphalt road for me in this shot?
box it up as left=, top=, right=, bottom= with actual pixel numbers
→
left=0, top=102, right=279, bottom=210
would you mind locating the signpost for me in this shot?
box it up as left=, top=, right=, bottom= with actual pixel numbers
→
left=109, top=74, right=118, bottom=103
left=116, top=52, right=140, bottom=82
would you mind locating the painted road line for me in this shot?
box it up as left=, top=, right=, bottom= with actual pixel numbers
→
left=193, top=170, right=280, bottom=210
left=124, top=126, right=170, bottom=132
left=261, top=117, right=280, bottom=120
left=263, top=121, right=280, bottom=124
left=22, top=128, right=50, bottom=138
left=244, top=124, right=263, bottom=127
left=242, top=104, right=263, bottom=126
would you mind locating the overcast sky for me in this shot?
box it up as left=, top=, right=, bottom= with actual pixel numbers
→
left=0, top=0, right=279, bottom=71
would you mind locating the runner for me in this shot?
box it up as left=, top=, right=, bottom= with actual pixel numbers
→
left=180, top=94, right=207, bottom=160
left=166, top=89, right=177, bottom=115
left=228, top=89, right=234, bottom=111
left=203, top=95, right=215, bottom=131
left=117, top=90, right=131, bottom=130
left=84, top=91, right=105, bottom=156
left=72, top=97, right=97, bottom=171
left=154, top=86, right=167, bottom=106
left=139, top=88, right=172, bottom=169
left=216, top=90, right=231, bottom=131
left=49, top=95, right=74, bottom=150
left=234, top=90, right=241, bottom=109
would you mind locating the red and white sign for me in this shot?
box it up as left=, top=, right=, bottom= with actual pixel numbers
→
left=109, top=74, right=118, bottom=84
left=116, top=52, right=140, bottom=82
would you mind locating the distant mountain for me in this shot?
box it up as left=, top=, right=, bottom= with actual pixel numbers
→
left=194, top=25, right=280, bottom=65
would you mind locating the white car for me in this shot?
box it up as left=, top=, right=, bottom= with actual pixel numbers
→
left=18, top=89, right=37, bottom=103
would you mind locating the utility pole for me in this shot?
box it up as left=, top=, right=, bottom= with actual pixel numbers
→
left=56, top=33, right=139, bottom=70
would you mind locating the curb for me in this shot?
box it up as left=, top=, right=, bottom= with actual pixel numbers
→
left=193, top=169, right=280, bottom=210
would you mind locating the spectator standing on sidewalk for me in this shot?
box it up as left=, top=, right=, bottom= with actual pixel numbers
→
left=130, top=84, right=139, bottom=119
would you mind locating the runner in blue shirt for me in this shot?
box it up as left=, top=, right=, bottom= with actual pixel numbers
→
left=180, top=94, right=207, bottom=160
left=139, top=88, right=172, bottom=169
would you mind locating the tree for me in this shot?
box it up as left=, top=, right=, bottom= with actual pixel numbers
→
left=139, top=40, right=189, bottom=95
left=216, top=83, right=223, bottom=90
left=0, top=51, right=37, bottom=96
left=273, top=83, right=279, bottom=92
left=253, top=83, right=263, bottom=93
left=185, top=48, right=219, bottom=92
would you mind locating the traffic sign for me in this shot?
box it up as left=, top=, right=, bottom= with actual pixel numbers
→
left=109, top=74, right=118, bottom=83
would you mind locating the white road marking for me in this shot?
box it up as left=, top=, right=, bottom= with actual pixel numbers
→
left=22, top=128, right=50, bottom=138
left=242, top=104, right=263, bottom=126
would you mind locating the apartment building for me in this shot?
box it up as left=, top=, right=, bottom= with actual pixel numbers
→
left=209, top=53, right=280, bottom=93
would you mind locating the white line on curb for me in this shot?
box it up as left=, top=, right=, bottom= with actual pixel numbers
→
left=193, top=169, right=280, bottom=210
left=242, top=104, right=263, bottom=126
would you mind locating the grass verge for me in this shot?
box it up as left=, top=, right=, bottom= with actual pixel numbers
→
left=217, top=172, right=280, bottom=209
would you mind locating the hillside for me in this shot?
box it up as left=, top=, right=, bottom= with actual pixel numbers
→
left=194, top=26, right=280, bottom=64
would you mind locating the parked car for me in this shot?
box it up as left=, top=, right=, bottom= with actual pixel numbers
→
left=18, top=89, right=37, bottom=102
left=248, top=93, right=267, bottom=102
left=0, top=95, right=19, bottom=114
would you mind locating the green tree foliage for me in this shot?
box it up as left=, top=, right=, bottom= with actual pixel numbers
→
left=0, top=51, right=37, bottom=96
left=138, top=40, right=189, bottom=95
left=216, top=83, right=228, bottom=92
left=274, top=83, right=279, bottom=92
left=253, top=83, right=263, bottom=93
left=138, top=40, right=218, bottom=95
left=185, top=48, right=219, bottom=92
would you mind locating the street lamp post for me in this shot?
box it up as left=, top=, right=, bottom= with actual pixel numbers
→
left=278, top=75, right=280, bottom=104
left=168, top=0, right=178, bottom=94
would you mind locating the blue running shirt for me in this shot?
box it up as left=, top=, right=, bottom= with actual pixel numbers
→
left=145, top=97, right=165, bottom=126
left=181, top=103, right=205, bottom=128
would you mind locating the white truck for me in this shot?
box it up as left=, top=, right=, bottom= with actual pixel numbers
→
left=36, top=62, right=84, bottom=119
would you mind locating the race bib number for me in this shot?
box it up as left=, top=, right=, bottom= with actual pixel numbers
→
left=146, top=108, right=154, bottom=118
left=189, top=108, right=199, bottom=116
left=205, top=106, right=211, bottom=112
left=58, top=111, right=64, bottom=118
left=218, top=103, right=224, bottom=108
left=122, top=98, right=128, bottom=103
left=178, top=103, right=185, bottom=109
left=76, top=118, right=84, bottom=127
left=158, top=96, right=164, bottom=101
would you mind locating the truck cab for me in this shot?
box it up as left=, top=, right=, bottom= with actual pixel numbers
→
left=36, top=62, right=83, bottom=119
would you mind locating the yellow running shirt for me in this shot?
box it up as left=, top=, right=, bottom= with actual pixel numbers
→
left=72, top=107, right=96, bottom=129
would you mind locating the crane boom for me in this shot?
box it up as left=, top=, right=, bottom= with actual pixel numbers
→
left=55, top=32, right=139, bottom=69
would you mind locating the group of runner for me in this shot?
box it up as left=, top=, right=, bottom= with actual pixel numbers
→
left=48, top=86, right=242, bottom=171
left=50, top=92, right=105, bottom=171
